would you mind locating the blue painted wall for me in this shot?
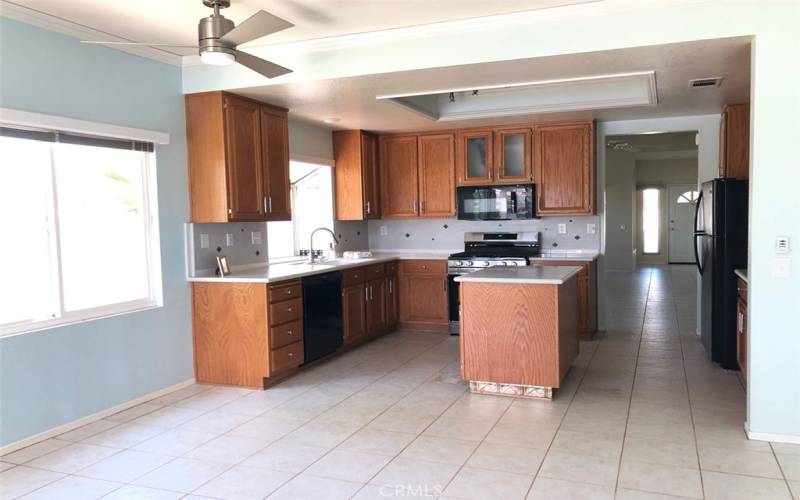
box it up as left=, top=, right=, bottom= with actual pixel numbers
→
left=0, top=18, right=192, bottom=446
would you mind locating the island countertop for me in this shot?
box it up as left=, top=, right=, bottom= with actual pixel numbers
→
left=454, top=265, right=582, bottom=285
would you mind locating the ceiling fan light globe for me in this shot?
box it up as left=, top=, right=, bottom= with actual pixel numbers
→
left=201, top=51, right=235, bottom=66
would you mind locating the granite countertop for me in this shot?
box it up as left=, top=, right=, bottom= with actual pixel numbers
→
left=188, top=251, right=452, bottom=284
left=734, top=269, right=748, bottom=283
left=454, top=265, right=582, bottom=285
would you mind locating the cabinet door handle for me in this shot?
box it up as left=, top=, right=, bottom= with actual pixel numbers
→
left=268, top=197, right=273, bottom=213
left=389, top=279, right=393, bottom=294
left=263, top=196, right=267, bottom=213
left=366, top=201, right=371, bottom=214
left=365, top=287, right=369, bottom=302
left=421, top=200, right=425, bottom=213
left=442, top=279, right=447, bottom=292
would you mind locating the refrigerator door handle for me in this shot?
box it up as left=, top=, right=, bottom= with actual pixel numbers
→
left=694, top=189, right=704, bottom=233
left=694, top=233, right=704, bottom=275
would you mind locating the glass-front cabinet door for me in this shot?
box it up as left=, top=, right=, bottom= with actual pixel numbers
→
left=456, top=129, right=493, bottom=186
left=495, top=127, right=532, bottom=184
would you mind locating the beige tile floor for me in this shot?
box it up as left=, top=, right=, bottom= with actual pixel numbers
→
left=2, top=266, right=798, bottom=499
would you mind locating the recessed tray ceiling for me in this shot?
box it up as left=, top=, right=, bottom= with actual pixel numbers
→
left=377, top=71, right=657, bottom=121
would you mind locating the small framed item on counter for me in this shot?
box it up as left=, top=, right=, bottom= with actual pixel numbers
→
left=216, top=255, right=231, bottom=276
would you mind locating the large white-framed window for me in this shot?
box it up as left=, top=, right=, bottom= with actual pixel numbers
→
left=0, top=125, right=163, bottom=337
left=267, top=161, right=334, bottom=261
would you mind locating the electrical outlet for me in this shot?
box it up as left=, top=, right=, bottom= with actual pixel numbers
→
left=251, top=231, right=262, bottom=245
left=199, top=233, right=209, bottom=249
left=557, top=224, right=567, bottom=234
left=587, top=223, right=596, bottom=234
left=620, top=224, right=627, bottom=230
left=379, top=225, right=388, bottom=236
left=226, top=233, right=234, bottom=247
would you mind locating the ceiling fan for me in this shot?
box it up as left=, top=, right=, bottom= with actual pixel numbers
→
left=81, top=0, right=294, bottom=78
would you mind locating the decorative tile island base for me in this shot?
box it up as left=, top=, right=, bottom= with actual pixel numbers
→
left=456, top=266, right=582, bottom=400
left=469, top=380, right=554, bottom=399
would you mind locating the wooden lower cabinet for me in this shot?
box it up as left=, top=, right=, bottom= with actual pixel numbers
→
left=532, top=260, right=597, bottom=340
left=399, top=260, right=449, bottom=331
left=342, top=261, right=397, bottom=343
left=343, top=283, right=367, bottom=344
left=736, top=276, right=748, bottom=381
left=192, top=280, right=304, bottom=388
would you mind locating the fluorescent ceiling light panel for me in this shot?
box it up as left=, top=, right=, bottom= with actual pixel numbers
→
left=377, top=71, right=657, bottom=121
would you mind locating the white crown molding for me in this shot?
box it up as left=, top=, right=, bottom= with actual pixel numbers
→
left=0, top=0, right=183, bottom=66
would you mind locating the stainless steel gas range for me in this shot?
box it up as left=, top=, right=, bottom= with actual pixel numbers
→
left=447, top=232, right=541, bottom=334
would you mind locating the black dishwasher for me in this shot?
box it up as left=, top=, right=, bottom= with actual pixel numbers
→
left=302, top=271, right=343, bottom=363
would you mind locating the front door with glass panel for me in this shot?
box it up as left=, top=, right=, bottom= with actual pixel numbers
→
left=668, top=184, right=699, bottom=264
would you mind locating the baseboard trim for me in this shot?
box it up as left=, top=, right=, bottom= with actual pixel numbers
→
left=0, top=378, right=196, bottom=456
left=745, top=422, right=800, bottom=444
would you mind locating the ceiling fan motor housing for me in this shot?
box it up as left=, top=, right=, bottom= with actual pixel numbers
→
left=198, top=11, right=235, bottom=57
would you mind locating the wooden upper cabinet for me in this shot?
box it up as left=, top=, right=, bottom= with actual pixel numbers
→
left=418, top=134, right=456, bottom=217
left=333, top=130, right=380, bottom=220
left=224, top=95, right=265, bottom=221
left=495, top=127, right=532, bottom=184
left=719, top=103, right=750, bottom=179
left=185, top=91, right=289, bottom=222
left=534, top=122, right=595, bottom=215
left=456, top=129, right=494, bottom=185
left=261, top=107, right=291, bottom=221
left=380, top=135, right=419, bottom=218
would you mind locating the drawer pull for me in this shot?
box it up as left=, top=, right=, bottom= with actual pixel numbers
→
left=287, top=290, right=292, bottom=295
left=287, top=307, right=293, bottom=313
left=288, top=352, right=294, bottom=357
left=287, top=330, right=293, bottom=335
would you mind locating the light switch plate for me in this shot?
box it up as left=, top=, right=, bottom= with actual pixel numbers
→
left=226, top=233, right=234, bottom=247
left=557, top=224, right=567, bottom=234
left=251, top=231, right=262, bottom=245
left=199, top=233, right=209, bottom=249
left=380, top=225, right=388, bottom=236
left=587, top=223, right=596, bottom=234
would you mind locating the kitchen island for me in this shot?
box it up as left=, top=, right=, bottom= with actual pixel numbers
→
left=456, top=266, right=582, bottom=399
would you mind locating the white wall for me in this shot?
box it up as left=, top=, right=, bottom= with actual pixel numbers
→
left=605, top=149, right=637, bottom=271
left=288, top=117, right=335, bottom=165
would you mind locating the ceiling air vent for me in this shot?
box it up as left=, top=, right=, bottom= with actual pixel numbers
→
left=689, top=77, right=723, bottom=89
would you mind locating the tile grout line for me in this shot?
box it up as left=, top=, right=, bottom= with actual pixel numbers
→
left=612, top=267, right=652, bottom=499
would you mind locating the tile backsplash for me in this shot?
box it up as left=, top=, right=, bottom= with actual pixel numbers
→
left=366, top=216, right=600, bottom=251
left=187, top=222, right=269, bottom=274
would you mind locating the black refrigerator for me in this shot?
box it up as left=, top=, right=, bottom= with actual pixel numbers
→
left=694, top=178, right=748, bottom=369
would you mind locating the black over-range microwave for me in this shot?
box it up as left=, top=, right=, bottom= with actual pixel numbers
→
left=456, top=184, right=536, bottom=220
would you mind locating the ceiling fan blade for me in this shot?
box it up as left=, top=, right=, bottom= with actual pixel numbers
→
left=221, top=10, right=294, bottom=46
left=234, top=50, right=292, bottom=79
left=81, top=41, right=198, bottom=48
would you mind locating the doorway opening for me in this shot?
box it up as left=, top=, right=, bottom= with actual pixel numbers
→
left=604, top=131, right=699, bottom=269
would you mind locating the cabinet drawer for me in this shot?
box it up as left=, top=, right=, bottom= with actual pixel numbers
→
left=270, top=320, right=302, bottom=349
left=342, top=267, right=367, bottom=286
left=365, top=264, right=385, bottom=280
left=269, top=298, right=302, bottom=326
left=400, top=260, right=446, bottom=275
left=386, top=261, right=399, bottom=275
left=270, top=340, right=303, bottom=374
left=269, top=281, right=301, bottom=303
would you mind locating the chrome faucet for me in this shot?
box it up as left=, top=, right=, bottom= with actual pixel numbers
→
left=309, top=227, right=339, bottom=263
